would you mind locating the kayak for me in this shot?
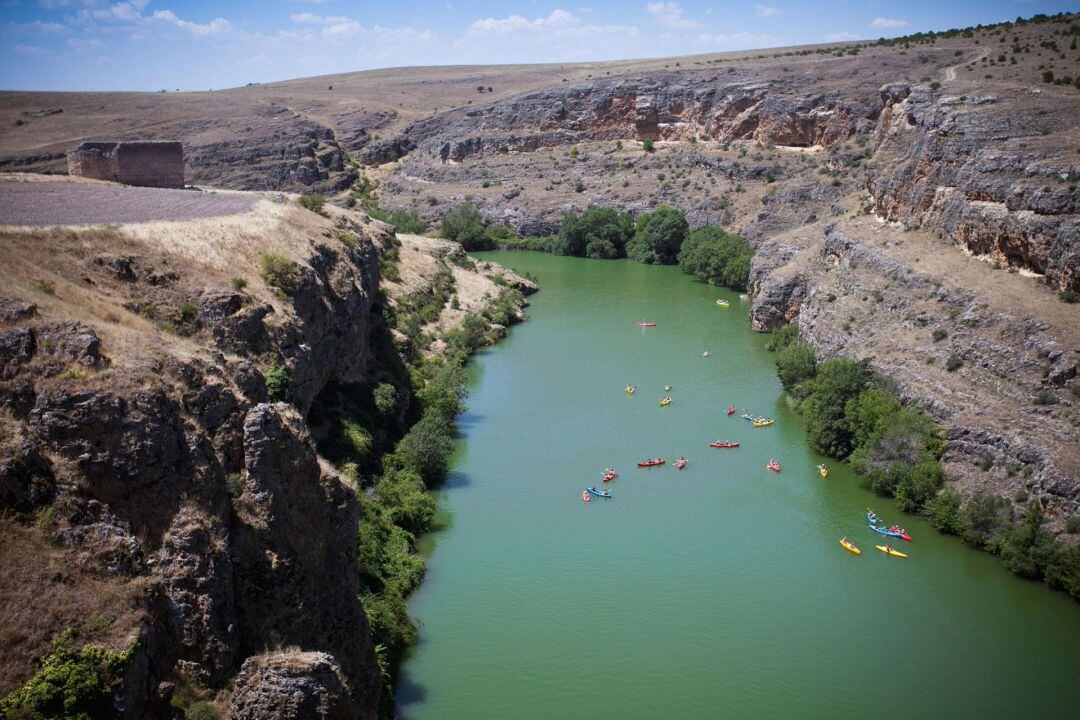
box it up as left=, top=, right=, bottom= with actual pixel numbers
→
left=869, top=524, right=903, bottom=538
left=875, top=545, right=908, bottom=558
left=586, top=487, right=613, bottom=499
left=625, top=386, right=636, bottom=395
left=742, top=412, right=754, bottom=422
left=716, top=299, right=730, bottom=307
left=709, top=441, right=740, bottom=448
left=754, top=418, right=775, bottom=427
left=702, top=351, right=711, bottom=357
left=636, top=322, right=656, bottom=327
left=659, top=397, right=672, bottom=407
left=675, top=459, right=687, bottom=469
left=637, top=459, right=665, bottom=467
left=840, top=538, right=861, bottom=555
left=602, top=471, right=618, bottom=482
left=663, top=385, right=672, bottom=392
left=818, top=464, right=828, bottom=478
left=767, top=462, right=781, bottom=473
left=582, top=491, right=590, bottom=503
left=867, top=511, right=878, bottom=525
left=726, top=406, right=736, bottom=415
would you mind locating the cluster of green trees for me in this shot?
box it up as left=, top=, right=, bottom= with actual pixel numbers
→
left=676, top=226, right=755, bottom=292
left=771, top=328, right=1080, bottom=601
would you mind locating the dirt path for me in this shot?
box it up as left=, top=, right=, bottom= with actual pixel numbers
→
left=944, top=47, right=989, bottom=82
left=0, top=180, right=258, bottom=226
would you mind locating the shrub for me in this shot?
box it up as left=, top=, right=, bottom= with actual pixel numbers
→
left=765, top=324, right=798, bottom=352
left=394, top=412, right=454, bottom=485
left=0, top=630, right=136, bottom=719
left=627, top=205, right=688, bottom=265
left=258, top=253, right=302, bottom=295
left=676, top=225, right=753, bottom=290
left=264, top=360, right=293, bottom=403
left=1042, top=69, right=1054, bottom=82
left=231, top=276, right=248, bottom=290
left=932, top=328, right=948, bottom=342
left=298, top=194, right=326, bottom=214
left=440, top=203, right=490, bottom=250
left=961, top=492, right=1009, bottom=546
left=642, top=138, right=655, bottom=152
left=37, top=280, right=55, bottom=295
left=387, top=210, right=427, bottom=234
left=1033, top=389, right=1058, bottom=405
left=374, top=382, right=398, bottom=421
left=991, top=502, right=1056, bottom=579
left=923, top=489, right=964, bottom=534
left=798, top=358, right=874, bottom=458
left=1045, top=544, right=1080, bottom=600
left=945, top=354, right=963, bottom=372
left=1060, top=290, right=1080, bottom=303
left=186, top=701, right=223, bottom=720
left=776, top=342, right=817, bottom=392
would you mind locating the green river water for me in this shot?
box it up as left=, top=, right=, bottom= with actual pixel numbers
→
left=397, top=253, right=1080, bottom=719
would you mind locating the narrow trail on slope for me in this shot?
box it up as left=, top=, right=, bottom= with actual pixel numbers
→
left=944, top=47, right=989, bottom=82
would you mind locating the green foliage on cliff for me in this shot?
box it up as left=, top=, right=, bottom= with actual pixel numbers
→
left=0, top=631, right=137, bottom=720
left=676, top=226, right=754, bottom=291
left=264, top=360, right=293, bottom=403
left=440, top=203, right=491, bottom=250
left=627, top=205, right=689, bottom=265
left=298, top=194, right=326, bottom=214
left=258, top=252, right=302, bottom=295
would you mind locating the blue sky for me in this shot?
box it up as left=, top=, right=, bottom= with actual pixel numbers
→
left=0, top=1, right=1075, bottom=91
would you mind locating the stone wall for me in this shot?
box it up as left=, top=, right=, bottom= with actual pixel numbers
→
left=67, top=141, right=185, bottom=188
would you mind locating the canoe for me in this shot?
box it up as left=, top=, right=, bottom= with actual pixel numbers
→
left=716, top=299, right=730, bottom=307
left=586, top=487, right=613, bottom=499
left=869, top=525, right=903, bottom=538
left=754, top=419, right=775, bottom=427
left=709, top=441, right=740, bottom=448
left=636, top=322, right=656, bottom=327
left=659, top=398, right=672, bottom=407
left=582, top=491, right=590, bottom=503
left=840, top=538, right=861, bottom=555
left=637, top=459, right=665, bottom=467
left=675, top=459, right=687, bottom=469
left=726, top=406, right=736, bottom=415
left=742, top=412, right=754, bottom=421
left=602, top=471, right=618, bottom=482
left=818, top=465, right=828, bottom=478
left=663, top=385, right=672, bottom=392
left=867, top=511, right=878, bottom=525
left=875, top=545, right=908, bottom=558
left=767, top=462, right=781, bottom=473
left=625, top=386, right=636, bottom=395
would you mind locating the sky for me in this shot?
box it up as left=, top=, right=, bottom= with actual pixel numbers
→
left=0, top=0, right=1075, bottom=91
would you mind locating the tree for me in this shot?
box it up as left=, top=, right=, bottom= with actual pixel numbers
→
left=775, top=342, right=817, bottom=392
left=1045, top=543, right=1080, bottom=600
left=628, top=205, right=688, bottom=264
left=676, top=226, right=753, bottom=290
left=992, top=502, right=1055, bottom=579
left=961, top=492, right=1009, bottom=546
left=440, top=203, right=490, bottom=250
left=557, top=206, right=634, bottom=258
left=798, top=358, right=873, bottom=458
left=395, top=412, right=454, bottom=485
left=373, top=382, right=399, bottom=421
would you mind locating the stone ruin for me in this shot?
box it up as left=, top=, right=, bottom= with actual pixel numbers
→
left=67, top=140, right=184, bottom=188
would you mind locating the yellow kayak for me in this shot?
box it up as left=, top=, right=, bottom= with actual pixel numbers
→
left=754, top=419, right=775, bottom=427
left=875, top=545, right=908, bottom=558
left=839, top=538, right=861, bottom=555
left=818, top=465, right=828, bottom=478
left=660, top=397, right=672, bottom=407
left=716, top=299, right=730, bottom=307
left=625, top=386, right=635, bottom=395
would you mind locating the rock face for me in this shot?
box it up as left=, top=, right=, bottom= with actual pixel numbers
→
left=67, top=140, right=184, bottom=188
left=230, top=651, right=354, bottom=720
left=867, top=83, right=1079, bottom=290
left=0, top=200, right=389, bottom=718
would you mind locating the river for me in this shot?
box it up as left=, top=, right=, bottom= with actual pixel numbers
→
left=397, top=252, right=1080, bottom=719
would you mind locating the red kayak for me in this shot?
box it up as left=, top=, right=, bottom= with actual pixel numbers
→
left=635, top=322, right=657, bottom=327
left=726, top=406, right=735, bottom=415
left=637, top=459, right=665, bottom=467
left=709, top=441, right=740, bottom=448
left=889, top=526, right=913, bottom=542
left=675, top=459, right=687, bottom=469
left=767, top=461, right=781, bottom=473
left=582, top=490, right=590, bottom=503
left=602, top=470, right=618, bottom=482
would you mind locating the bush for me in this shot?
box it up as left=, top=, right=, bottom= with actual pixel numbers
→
left=627, top=205, right=688, bottom=265
left=264, top=360, right=293, bottom=403
left=387, top=209, right=427, bottom=234
left=932, top=328, right=948, bottom=342
left=374, top=382, right=398, bottom=421
left=394, top=412, right=454, bottom=485
left=991, top=502, right=1056, bottom=579
left=798, top=358, right=873, bottom=458
left=1033, top=389, right=1058, bottom=405
left=1045, top=544, right=1080, bottom=600
left=642, top=138, right=654, bottom=152
left=186, top=701, right=223, bottom=720
left=1060, top=290, right=1080, bottom=303
left=945, top=354, right=963, bottom=372
left=0, top=630, right=136, bottom=719
left=676, top=226, right=754, bottom=291
left=961, top=492, right=1009, bottom=546
left=440, top=203, right=490, bottom=250
left=298, top=194, right=326, bottom=214
left=258, top=253, right=302, bottom=295
left=231, top=276, right=248, bottom=290
left=765, top=324, right=798, bottom=352
left=557, top=206, right=634, bottom=259
left=923, top=489, right=964, bottom=534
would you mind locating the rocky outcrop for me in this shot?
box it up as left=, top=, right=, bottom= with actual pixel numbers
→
left=867, top=82, right=1079, bottom=290
left=230, top=651, right=354, bottom=720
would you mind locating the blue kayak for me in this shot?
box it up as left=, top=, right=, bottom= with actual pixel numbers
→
left=586, top=487, right=613, bottom=499
left=869, top=524, right=902, bottom=537
left=867, top=511, right=878, bottom=525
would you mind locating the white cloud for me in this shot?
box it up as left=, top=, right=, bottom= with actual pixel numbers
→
left=460, top=9, right=639, bottom=64
left=754, top=5, right=780, bottom=17
left=693, top=31, right=779, bottom=48
left=14, top=43, right=50, bottom=56
left=12, top=20, right=70, bottom=34
left=289, top=13, right=353, bottom=26
left=869, top=17, right=908, bottom=29
left=152, top=9, right=233, bottom=37
left=645, top=2, right=699, bottom=30
left=67, top=36, right=106, bottom=51
left=825, top=31, right=859, bottom=42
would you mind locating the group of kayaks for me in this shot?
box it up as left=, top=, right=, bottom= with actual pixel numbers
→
left=838, top=510, right=913, bottom=558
